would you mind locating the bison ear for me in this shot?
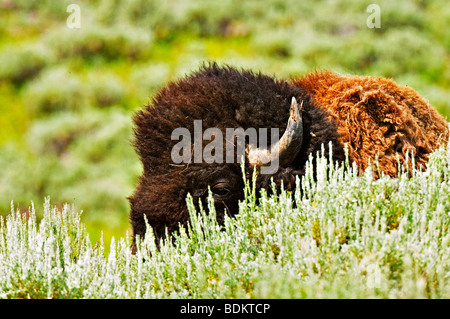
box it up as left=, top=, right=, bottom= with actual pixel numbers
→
left=247, top=97, right=304, bottom=168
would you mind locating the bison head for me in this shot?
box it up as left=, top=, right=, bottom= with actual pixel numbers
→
left=128, top=63, right=345, bottom=248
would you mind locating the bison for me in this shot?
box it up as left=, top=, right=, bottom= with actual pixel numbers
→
left=129, top=63, right=448, bottom=249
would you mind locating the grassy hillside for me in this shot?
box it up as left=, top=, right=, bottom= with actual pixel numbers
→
left=1, top=0, right=449, bottom=248
left=1, top=145, right=450, bottom=298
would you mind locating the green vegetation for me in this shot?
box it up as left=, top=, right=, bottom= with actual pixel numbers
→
left=1, top=145, right=450, bottom=298
left=0, top=0, right=449, bottom=264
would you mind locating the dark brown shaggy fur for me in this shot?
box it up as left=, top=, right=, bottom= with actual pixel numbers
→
left=129, top=64, right=448, bottom=250
left=129, top=64, right=344, bottom=248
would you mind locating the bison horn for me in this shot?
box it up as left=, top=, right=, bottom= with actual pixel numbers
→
left=247, top=97, right=303, bottom=168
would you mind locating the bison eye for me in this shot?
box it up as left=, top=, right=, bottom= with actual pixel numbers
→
left=212, top=187, right=230, bottom=197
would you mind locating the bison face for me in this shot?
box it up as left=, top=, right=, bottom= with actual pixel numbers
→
left=185, top=164, right=245, bottom=224
left=129, top=63, right=345, bottom=249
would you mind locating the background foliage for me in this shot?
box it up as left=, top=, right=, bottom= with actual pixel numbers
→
left=0, top=0, right=449, bottom=245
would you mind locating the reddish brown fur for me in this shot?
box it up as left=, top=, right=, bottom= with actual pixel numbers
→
left=293, top=71, right=449, bottom=176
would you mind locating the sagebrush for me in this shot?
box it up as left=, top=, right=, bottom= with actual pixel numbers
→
left=1, top=143, right=450, bottom=298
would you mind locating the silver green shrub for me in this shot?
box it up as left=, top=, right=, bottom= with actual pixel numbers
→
left=1, top=143, right=450, bottom=298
